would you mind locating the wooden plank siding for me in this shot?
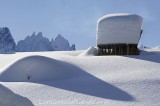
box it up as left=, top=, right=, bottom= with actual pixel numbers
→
left=97, top=44, right=139, bottom=55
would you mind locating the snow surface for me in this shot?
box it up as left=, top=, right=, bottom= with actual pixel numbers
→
left=0, top=48, right=160, bottom=106
left=0, top=84, right=33, bottom=106
left=0, top=55, right=83, bottom=82
left=96, top=13, right=143, bottom=45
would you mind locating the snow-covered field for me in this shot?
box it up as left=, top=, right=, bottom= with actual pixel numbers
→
left=0, top=48, right=160, bottom=106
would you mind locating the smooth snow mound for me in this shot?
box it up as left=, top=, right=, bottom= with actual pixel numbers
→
left=0, top=56, right=77, bottom=82
left=79, top=47, right=98, bottom=56
left=0, top=84, right=33, bottom=106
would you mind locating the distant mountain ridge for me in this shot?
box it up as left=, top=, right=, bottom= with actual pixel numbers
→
left=51, top=34, right=75, bottom=51
left=0, top=27, right=75, bottom=53
left=16, top=32, right=52, bottom=52
left=16, top=32, right=75, bottom=52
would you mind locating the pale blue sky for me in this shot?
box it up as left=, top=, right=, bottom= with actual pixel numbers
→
left=0, top=0, right=159, bottom=49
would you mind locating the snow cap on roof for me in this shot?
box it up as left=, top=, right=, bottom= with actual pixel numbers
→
left=96, top=13, right=143, bottom=45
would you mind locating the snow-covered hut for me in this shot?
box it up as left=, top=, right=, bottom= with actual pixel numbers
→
left=96, top=13, right=143, bottom=55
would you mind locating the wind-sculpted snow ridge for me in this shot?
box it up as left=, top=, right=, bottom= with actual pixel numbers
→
left=0, top=84, right=34, bottom=106
left=0, top=55, right=79, bottom=82
left=79, top=46, right=98, bottom=56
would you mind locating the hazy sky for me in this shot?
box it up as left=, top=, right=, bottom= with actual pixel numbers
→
left=0, top=0, right=160, bottom=49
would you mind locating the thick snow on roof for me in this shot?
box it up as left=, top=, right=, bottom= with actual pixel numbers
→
left=96, top=13, right=143, bottom=45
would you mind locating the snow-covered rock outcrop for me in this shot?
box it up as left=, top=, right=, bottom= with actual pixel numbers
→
left=0, top=27, right=16, bottom=53
left=16, top=32, right=52, bottom=52
left=70, top=44, right=76, bottom=50
left=0, top=84, right=34, bottom=106
left=51, top=34, right=75, bottom=51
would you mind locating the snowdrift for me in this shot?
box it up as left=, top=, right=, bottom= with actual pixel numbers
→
left=0, top=84, right=33, bottom=106
left=0, top=55, right=135, bottom=101
left=0, top=56, right=78, bottom=82
left=79, top=47, right=98, bottom=56
left=0, top=48, right=160, bottom=105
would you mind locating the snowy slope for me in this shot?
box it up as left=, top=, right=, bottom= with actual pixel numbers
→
left=0, top=55, right=81, bottom=82
left=0, top=84, right=33, bottom=106
left=0, top=48, right=160, bottom=105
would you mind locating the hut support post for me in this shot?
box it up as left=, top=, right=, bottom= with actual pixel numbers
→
left=127, top=44, right=129, bottom=55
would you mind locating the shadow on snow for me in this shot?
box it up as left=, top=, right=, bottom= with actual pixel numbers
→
left=35, top=57, right=135, bottom=101
left=124, top=51, right=160, bottom=63
left=0, top=55, right=135, bottom=101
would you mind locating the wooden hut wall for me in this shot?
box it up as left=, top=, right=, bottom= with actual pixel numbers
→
left=98, top=44, right=139, bottom=55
